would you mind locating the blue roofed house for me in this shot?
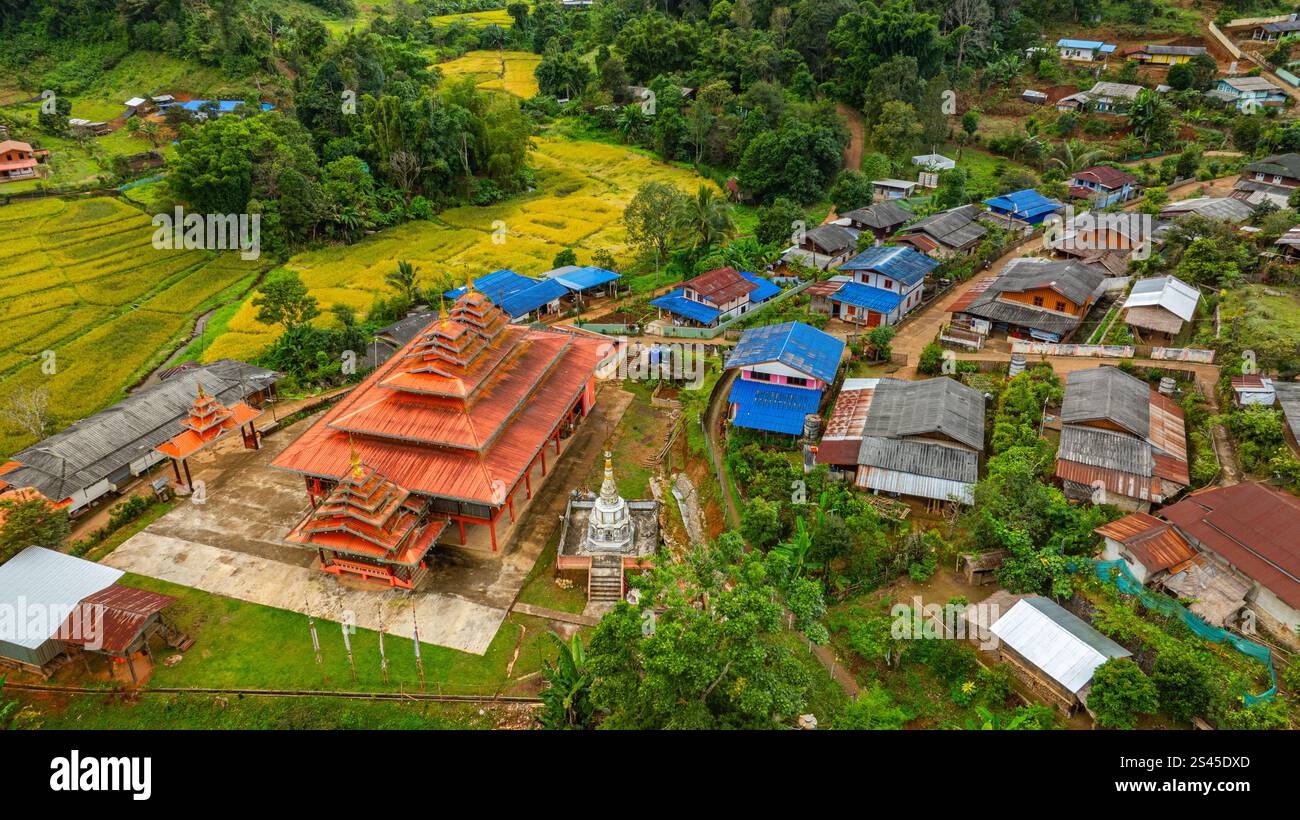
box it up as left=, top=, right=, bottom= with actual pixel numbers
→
left=444, top=269, right=565, bottom=321
left=823, top=245, right=938, bottom=327
left=724, top=321, right=845, bottom=435
left=1056, top=38, right=1117, bottom=62
left=983, top=189, right=1064, bottom=226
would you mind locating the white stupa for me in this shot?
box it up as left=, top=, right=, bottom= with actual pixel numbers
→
left=585, top=451, right=634, bottom=552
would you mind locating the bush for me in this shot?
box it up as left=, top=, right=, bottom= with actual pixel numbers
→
left=1088, top=658, right=1159, bottom=729
left=1150, top=645, right=1215, bottom=724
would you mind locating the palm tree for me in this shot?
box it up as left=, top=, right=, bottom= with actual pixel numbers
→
left=677, top=185, right=737, bottom=252
left=1046, top=139, right=1108, bottom=174
left=538, top=632, right=593, bottom=729
left=616, top=104, right=647, bottom=144
left=385, top=260, right=421, bottom=304
left=1128, top=89, right=1174, bottom=149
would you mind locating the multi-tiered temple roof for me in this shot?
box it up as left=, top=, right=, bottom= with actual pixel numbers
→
left=155, top=385, right=260, bottom=460
left=285, top=455, right=446, bottom=569
left=272, top=288, right=606, bottom=508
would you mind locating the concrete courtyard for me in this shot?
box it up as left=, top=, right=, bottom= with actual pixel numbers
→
left=106, top=385, right=632, bottom=655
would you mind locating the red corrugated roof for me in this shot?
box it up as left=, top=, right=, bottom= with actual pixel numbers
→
left=1072, top=166, right=1137, bottom=189
left=1161, top=483, right=1300, bottom=610
left=57, top=584, right=176, bottom=655
left=1095, top=512, right=1195, bottom=573
left=950, top=276, right=998, bottom=314
left=1056, top=459, right=1160, bottom=502
left=683, top=267, right=757, bottom=306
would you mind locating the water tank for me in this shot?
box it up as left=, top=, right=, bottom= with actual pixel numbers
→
left=1158, top=377, right=1176, bottom=396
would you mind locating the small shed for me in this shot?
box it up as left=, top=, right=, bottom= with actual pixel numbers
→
left=1231, top=374, right=1275, bottom=407
left=960, top=549, right=1009, bottom=586
left=0, top=546, right=122, bottom=673
left=1022, top=89, right=1049, bottom=105
left=984, top=594, right=1132, bottom=714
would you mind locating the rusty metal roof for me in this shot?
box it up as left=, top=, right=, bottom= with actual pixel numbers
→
left=1161, top=483, right=1300, bottom=610
left=58, top=584, right=176, bottom=655
left=1095, top=512, right=1196, bottom=573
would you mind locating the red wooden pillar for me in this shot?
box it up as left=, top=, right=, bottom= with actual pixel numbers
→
left=525, top=470, right=532, bottom=499
left=507, top=491, right=515, bottom=523
left=457, top=519, right=466, bottom=545
left=488, top=514, right=498, bottom=552
left=172, top=459, right=182, bottom=483
left=540, top=448, right=547, bottom=475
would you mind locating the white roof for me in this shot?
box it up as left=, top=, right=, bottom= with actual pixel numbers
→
left=124, top=97, right=147, bottom=107
left=911, top=153, right=956, bottom=170
left=0, top=546, right=122, bottom=649
left=1122, top=275, right=1200, bottom=322
left=989, top=597, right=1131, bottom=694
left=874, top=178, right=917, bottom=190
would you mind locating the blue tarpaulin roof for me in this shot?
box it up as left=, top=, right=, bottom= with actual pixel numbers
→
left=501, top=277, right=568, bottom=317
left=725, top=321, right=845, bottom=384
left=550, top=265, right=620, bottom=292
left=739, top=271, right=781, bottom=302
left=445, top=269, right=536, bottom=301
left=728, top=378, right=823, bottom=435
left=650, top=290, right=721, bottom=324
left=829, top=281, right=903, bottom=314
left=983, top=189, right=1063, bottom=221
left=839, top=245, right=938, bottom=286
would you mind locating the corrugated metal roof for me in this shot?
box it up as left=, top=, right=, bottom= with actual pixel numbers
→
left=4, top=361, right=279, bottom=503
left=739, top=271, right=781, bottom=302
left=1056, top=458, right=1160, bottom=502
left=816, top=378, right=878, bottom=465
left=682, top=267, right=756, bottom=306
left=990, top=597, right=1131, bottom=694
left=1061, top=366, right=1151, bottom=438
left=1122, top=275, right=1200, bottom=322
left=829, top=281, right=903, bottom=313
left=725, top=321, right=845, bottom=384
left=1159, top=197, right=1253, bottom=222
left=650, top=290, right=722, bottom=324
left=547, top=265, right=620, bottom=292
left=0, top=547, right=123, bottom=649
left=857, top=436, right=979, bottom=484
left=1275, top=382, right=1300, bottom=438
left=856, top=377, right=986, bottom=451
left=908, top=205, right=987, bottom=249
left=444, top=269, right=535, bottom=301
left=841, top=201, right=911, bottom=230
left=1095, top=512, right=1196, bottom=573
left=855, top=463, right=975, bottom=504
left=500, top=277, right=568, bottom=318
left=839, top=245, right=939, bottom=286
left=58, top=584, right=176, bottom=654
left=727, top=378, right=822, bottom=435
left=803, top=224, right=856, bottom=254
left=1161, top=483, right=1300, bottom=610
left=1059, top=424, right=1153, bottom=475
left=983, top=189, right=1063, bottom=220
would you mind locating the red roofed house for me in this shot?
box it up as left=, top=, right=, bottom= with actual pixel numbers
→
left=154, top=384, right=261, bottom=491
left=272, top=288, right=605, bottom=587
left=1095, top=511, right=1196, bottom=584
left=1161, top=482, right=1300, bottom=637
left=681, top=266, right=758, bottom=321
left=0, top=140, right=43, bottom=183
left=1068, top=166, right=1138, bottom=207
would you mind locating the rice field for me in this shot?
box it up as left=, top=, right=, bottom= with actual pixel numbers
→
left=0, top=197, right=263, bottom=456
left=430, top=8, right=515, bottom=28
left=438, top=50, right=540, bottom=98
left=201, top=135, right=717, bottom=363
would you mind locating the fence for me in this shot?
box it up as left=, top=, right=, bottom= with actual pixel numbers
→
left=1149, top=346, right=1216, bottom=364
left=1010, top=340, right=1217, bottom=363
left=1091, top=560, right=1276, bottom=707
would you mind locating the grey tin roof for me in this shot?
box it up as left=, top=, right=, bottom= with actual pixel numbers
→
left=856, top=377, right=986, bottom=451
left=4, top=360, right=279, bottom=502
left=1060, top=366, right=1150, bottom=438
left=857, top=436, right=979, bottom=484
left=1058, top=424, right=1153, bottom=476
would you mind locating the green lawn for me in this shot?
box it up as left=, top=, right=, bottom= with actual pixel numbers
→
left=516, top=530, right=590, bottom=614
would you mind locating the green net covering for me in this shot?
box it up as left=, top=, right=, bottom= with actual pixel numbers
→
left=1091, top=560, right=1276, bottom=706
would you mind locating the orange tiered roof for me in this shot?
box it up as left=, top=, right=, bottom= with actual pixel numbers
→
left=155, top=385, right=260, bottom=460
left=285, top=457, right=446, bottom=566
left=271, top=289, right=606, bottom=505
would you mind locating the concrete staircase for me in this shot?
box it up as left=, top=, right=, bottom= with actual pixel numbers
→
left=588, top=554, right=624, bottom=603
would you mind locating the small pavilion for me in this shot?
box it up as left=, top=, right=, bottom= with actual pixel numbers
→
left=155, top=384, right=261, bottom=490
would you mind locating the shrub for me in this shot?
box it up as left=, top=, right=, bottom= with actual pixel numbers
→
left=1088, top=658, right=1159, bottom=729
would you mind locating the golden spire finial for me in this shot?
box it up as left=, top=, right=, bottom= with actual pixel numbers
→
left=349, top=435, right=362, bottom=479
left=197, top=382, right=205, bottom=399
left=465, top=271, right=474, bottom=294
left=439, top=295, right=448, bottom=325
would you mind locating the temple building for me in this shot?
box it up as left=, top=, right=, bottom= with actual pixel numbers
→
left=155, top=384, right=261, bottom=491
left=272, top=286, right=605, bottom=585
left=557, top=453, right=659, bottom=602
left=284, top=450, right=445, bottom=589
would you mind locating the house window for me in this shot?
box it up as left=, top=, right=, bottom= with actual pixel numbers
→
left=1032, top=295, right=1044, bottom=307
left=1256, top=173, right=1266, bottom=181
left=1273, top=175, right=1283, bottom=184
left=883, top=279, right=893, bottom=289
left=1055, top=301, right=1066, bottom=312
left=748, top=370, right=771, bottom=382
left=786, top=376, right=809, bottom=387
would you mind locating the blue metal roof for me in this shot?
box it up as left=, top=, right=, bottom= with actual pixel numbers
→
left=173, top=100, right=275, bottom=113
left=839, top=245, right=938, bottom=286
left=1057, top=39, right=1111, bottom=50
left=650, top=290, right=721, bottom=324
left=444, top=269, right=535, bottom=301
left=728, top=378, right=823, bottom=435
left=725, top=321, right=845, bottom=384
left=740, top=271, right=781, bottom=302
left=828, top=281, right=903, bottom=314
left=983, top=189, right=1063, bottom=220
left=551, top=265, right=620, bottom=292
left=500, top=277, right=568, bottom=318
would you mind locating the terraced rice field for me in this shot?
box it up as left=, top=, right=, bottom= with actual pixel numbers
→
left=0, top=197, right=263, bottom=456
left=439, top=50, right=540, bottom=98
left=201, top=136, right=716, bottom=362
left=430, top=8, right=515, bottom=28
